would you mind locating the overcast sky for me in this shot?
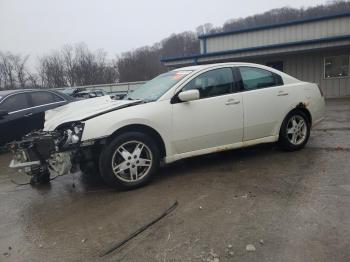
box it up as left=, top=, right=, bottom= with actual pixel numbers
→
left=0, top=0, right=326, bottom=67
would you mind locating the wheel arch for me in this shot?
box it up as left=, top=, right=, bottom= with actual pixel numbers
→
left=292, top=102, right=312, bottom=125
left=278, top=102, right=312, bottom=136
left=106, top=124, right=167, bottom=159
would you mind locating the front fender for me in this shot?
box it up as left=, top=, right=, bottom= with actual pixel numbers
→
left=80, top=100, right=173, bottom=153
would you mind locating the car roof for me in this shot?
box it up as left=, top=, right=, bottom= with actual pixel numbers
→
left=0, top=88, right=74, bottom=102
left=0, top=89, right=35, bottom=96
left=171, top=62, right=299, bottom=83
left=172, top=62, right=269, bottom=72
left=0, top=89, right=37, bottom=101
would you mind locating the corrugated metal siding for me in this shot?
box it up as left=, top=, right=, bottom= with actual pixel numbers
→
left=200, top=41, right=205, bottom=54
left=192, top=40, right=350, bottom=65
left=247, top=49, right=350, bottom=98
left=205, top=16, right=350, bottom=53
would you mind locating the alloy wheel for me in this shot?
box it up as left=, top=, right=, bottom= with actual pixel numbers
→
left=286, top=115, right=307, bottom=145
left=111, top=141, right=153, bottom=182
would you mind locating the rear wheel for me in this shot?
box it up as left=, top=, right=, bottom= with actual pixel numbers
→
left=279, top=110, right=310, bottom=151
left=99, top=132, right=159, bottom=189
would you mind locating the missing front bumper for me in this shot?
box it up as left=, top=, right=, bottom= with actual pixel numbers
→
left=8, top=130, right=78, bottom=178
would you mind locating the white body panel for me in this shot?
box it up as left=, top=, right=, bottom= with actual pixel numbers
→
left=44, top=62, right=325, bottom=164
left=172, top=92, right=243, bottom=154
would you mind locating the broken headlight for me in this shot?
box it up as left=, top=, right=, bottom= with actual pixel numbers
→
left=59, top=122, right=85, bottom=148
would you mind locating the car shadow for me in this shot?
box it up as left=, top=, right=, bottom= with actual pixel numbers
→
left=153, top=142, right=280, bottom=184
left=29, top=143, right=282, bottom=193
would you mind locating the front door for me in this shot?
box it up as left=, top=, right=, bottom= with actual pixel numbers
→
left=171, top=67, right=243, bottom=154
left=0, top=93, right=34, bottom=145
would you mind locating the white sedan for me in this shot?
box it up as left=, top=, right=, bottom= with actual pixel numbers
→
left=10, top=63, right=325, bottom=189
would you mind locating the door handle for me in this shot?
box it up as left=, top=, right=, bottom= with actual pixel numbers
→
left=225, top=99, right=240, bottom=105
left=277, top=92, right=288, bottom=96
left=24, top=112, right=33, bottom=117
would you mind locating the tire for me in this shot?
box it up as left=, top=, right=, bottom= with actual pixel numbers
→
left=99, top=132, right=160, bottom=190
left=278, top=110, right=310, bottom=151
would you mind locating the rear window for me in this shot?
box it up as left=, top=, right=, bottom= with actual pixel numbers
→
left=29, top=91, right=64, bottom=106
left=239, top=67, right=283, bottom=90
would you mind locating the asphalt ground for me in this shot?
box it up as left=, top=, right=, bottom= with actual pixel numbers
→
left=0, top=98, right=349, bottom=262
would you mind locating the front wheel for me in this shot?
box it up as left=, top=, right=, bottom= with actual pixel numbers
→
left=278, top=110, right=310, bottom=151
left=99, top=132, right=160, bottom=190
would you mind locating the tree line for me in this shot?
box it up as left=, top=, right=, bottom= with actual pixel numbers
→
left=1, top=0, right=349, bottom=89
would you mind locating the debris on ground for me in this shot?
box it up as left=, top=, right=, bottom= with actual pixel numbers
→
left=81, top=238, right=87, bottom=243
left=259, top=239, right=264, bottom=245
left=209, top=250, right=218, bottom=258
left=336, top=145, right=344, bottom=151
left=38, top=244, right=43, bottom=248
left=199, top=206, right=203, bottom=210
left=246, top=244, right=256, bottom=252
left=204, top=250, right=220, bottom=262
left=100, top=201, right=178, bottom=257
left=234, top=192, right=257, bottom=199
left=225, top=244, right=234, bottom=257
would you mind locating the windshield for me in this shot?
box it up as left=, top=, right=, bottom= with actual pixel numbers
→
left=62, top=88, right=74, bottom=95
left=125, top=70, right=192, bottom=102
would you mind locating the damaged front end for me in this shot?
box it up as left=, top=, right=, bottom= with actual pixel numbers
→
left=8, top=122, right=85, bottom=179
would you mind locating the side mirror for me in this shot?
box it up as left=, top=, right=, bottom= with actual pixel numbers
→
left=178, top=90, right=200, bottom=102
left=0, top=110, right=8, bottom=118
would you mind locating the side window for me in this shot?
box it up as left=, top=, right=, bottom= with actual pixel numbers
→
left=0, top=93, right=29, bottom=112
left=182, top=68, right=235, bottom=99
left=52, top=93, right=65, bottom=102
left=239, top=67, right=283, bottom=91
left=95, top=91, right=104, bottom=96
left=29, top=91, right=63, bottom=106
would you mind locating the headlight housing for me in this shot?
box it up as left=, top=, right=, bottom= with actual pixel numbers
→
left=58, top=122, right=85, bottom=148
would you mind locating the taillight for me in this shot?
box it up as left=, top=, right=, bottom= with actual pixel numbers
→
left=317, top=84, right=324, bottom=97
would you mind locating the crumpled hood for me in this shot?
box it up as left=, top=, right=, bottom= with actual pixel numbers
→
left=44, top=96, right=137, bottom=131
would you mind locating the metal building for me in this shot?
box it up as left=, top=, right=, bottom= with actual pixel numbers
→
left=161, top=13, right=350, bottom=98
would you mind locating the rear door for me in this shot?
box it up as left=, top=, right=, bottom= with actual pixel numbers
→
left=237, top=66, right=292, bottom=141
left=27, top=91, right=67, bottom=129
left=0, top=93, right=33, bottom=145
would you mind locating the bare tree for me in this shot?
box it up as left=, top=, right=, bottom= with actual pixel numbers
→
left=222, top=1, right=350, bottom=32
left=116, top=31, right=199, bottom=82
left=38, top=43, right=119, bottom=88
left=13, top=55, right=29, bottom=88
left=0, top=52, right=16, bottom=88
left=0, top=52, right=32, bottom=89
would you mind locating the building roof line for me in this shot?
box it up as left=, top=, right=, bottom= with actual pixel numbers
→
left=161, top=34, right=350, bottom=63
left=198, top=12, right=350, bottom=39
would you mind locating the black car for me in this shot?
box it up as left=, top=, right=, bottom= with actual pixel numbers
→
left=73, top=89, right=108, bottom=99
left=60, top=87, right=87, bottom=97
left=0, top=89, right=74, bottom=146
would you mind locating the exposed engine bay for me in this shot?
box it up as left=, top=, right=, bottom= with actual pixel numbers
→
left=9, top=122, right=85, bottom=178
